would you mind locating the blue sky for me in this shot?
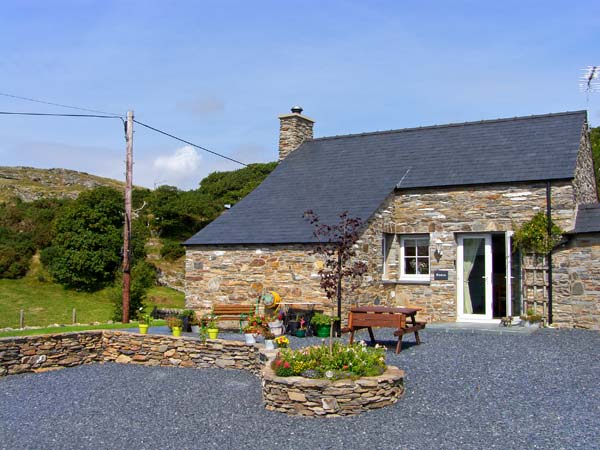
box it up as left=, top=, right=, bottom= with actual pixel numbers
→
left=1, top=0, right=598, bottom=190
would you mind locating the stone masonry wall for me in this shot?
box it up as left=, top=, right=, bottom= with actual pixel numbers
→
left=573, top=124, right=599, bottom=204
left=0, top=331, right=263, bottom=377
left=0, top=331, right=104, bottom=376
left=186, top=181, right=577, bottom=323
left=552, top=234, right=600, bottom=330
left=352, top=181, right=577, bottom=322
left=262, top=364, right=405, bottom=417
left=185, top=245, right=329, bottom=313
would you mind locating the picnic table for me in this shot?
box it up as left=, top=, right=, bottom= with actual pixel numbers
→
left=346, top=306, right=425, bottom=353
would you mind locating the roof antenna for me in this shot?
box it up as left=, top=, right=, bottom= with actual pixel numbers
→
left=580, top=65, right=599, bottom=104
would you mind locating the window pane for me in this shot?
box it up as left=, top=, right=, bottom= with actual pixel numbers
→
left=405, top=257, right=416, bottom=274
left=417, top=258, right=429, bottom=274
left=405, top=244, right=416, bottom=256
left=417, top=243, right=429, bottom=256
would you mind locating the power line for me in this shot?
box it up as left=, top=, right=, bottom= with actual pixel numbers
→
left=0, top=111, right=122, bottom=119
left=0, top=92, right=122, bottom=117
left=0, top=89, right=248, bottom=166
left=133, top=119, right=248, bottom=166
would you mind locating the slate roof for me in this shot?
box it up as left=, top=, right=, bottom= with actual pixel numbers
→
left=185, top=111, right=587, bottom=245
left=573, top=203, right=600, bottom=233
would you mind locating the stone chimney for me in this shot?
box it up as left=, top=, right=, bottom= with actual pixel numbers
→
left=278, top=106, right=315, bottom=161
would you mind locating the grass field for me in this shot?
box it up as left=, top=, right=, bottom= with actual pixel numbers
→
left=0, top=260, right=185, bottom=329
left=0, top=320, right=167, bottom=338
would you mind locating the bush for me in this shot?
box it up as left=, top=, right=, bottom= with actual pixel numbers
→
left=271, top=341, right=386, bottom=379
left=513, top=212, right=564, bottom=254
left=0, top=227, right=36, bottom=279
left=160, top=239, right=185, bottom=261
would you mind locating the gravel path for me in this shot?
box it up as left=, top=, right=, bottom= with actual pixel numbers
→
left=1, top=329, right=599, bottom=450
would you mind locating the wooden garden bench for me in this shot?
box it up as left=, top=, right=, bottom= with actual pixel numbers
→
left=204, top=304, right=256, bottom=331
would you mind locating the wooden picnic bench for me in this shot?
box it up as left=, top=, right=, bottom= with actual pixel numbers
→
left=346, top=306, right=425, bottom=353
left=203, top=304, right=256, bottom=331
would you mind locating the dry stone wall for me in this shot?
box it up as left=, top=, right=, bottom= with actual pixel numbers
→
left=0, top=331, right=406, bottom=417
left=262, top=364, right=404, bottom=417
left=0, top=331, right=104, bottom=376
left=0, top=331, right=263, bottom=377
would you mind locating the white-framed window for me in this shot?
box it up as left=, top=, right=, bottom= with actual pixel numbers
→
left=383, top=233, right=430, bottom=282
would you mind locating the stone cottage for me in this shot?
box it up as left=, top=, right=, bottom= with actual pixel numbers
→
left=184, top=107, right=600, bottom=329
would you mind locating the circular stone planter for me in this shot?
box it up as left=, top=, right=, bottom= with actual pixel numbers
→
left=261, top=364, right=405, bottom=417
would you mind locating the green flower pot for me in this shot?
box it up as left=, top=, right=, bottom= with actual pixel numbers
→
left=207, top=328, right=219, bottom=339
left=315, top=324, right=331, bottom=338
left=295, top=329, right=306, bottom=338
left=138, top=324, right=149, bottom=335
left=172, top=326, right=182, bottom=337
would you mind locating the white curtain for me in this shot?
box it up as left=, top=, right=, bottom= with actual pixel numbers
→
left=462, top=239, right=481, bottom=314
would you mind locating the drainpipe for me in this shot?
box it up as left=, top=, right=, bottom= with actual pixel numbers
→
left=546, top=181, right=553, bottom=325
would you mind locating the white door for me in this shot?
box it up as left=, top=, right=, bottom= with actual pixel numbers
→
left=457, top=234, right=493, bottom=321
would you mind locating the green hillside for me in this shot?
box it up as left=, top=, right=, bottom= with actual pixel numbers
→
left=0, top=166, right=125, bottom=202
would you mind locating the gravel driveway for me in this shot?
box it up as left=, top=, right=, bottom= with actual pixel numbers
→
left=1, top=328, right=598, bottom=450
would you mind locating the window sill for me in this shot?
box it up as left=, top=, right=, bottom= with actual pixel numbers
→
left=382, top=279, right=431, bottom=285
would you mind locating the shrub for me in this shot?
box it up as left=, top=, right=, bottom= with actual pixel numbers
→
left=0, top=227, right=36, bottom=279
left=513, top=212, right=563, bottom=254
left=271, top=341, right=386, bottom=379
left=160, top=239, right=185, bottom=261
left=310, top=312, right=340, bottom=327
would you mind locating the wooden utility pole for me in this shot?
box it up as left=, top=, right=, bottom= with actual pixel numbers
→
left=122, top=110, right=134, bottom=323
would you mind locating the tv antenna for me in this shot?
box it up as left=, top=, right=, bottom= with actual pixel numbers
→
left=580, top=66, right=599, bottom=102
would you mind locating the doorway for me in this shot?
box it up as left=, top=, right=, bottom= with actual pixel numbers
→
left=457, top=232, right=518, bottom=322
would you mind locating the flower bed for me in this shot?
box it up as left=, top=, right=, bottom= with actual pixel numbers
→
left=271, top=341, right=386, bottom=379
left=262, top=363, right=404, bottom=417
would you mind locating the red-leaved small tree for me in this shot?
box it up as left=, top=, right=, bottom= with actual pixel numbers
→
left=303, top=210, right=368, bottom=335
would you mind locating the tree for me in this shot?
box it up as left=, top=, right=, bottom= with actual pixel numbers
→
left=0, top=227, right=35, bottom=278
left=42, top=187, right=124, bottom=291
left=303, top=210, right=368, bottom=335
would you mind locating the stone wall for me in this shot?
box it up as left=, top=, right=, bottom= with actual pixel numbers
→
left=0, top=331, right=406, bottom=418
left=185, top=245, right=329, bottom=313
left=0, top=331, right=104, bottom=376
left=352, top=181, right=577, bottom=322
left=0, top=331, right=263, bottom=377
left=186, top=181, right=579, bottom=323
left=262, top=364, right=405, bottom=417
left=552, top=233, right=600, bottom=330
left=102, top=332, right=263, bottom=375
left=573, top=124, right=599, bottom=204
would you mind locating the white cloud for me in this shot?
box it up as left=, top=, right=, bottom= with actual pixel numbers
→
left=153, top=145, right=201, bottom=177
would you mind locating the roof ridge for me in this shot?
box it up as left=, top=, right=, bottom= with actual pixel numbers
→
left=310, top=110, right=587, bottom=142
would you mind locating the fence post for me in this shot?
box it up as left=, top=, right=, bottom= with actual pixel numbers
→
left=19, top=309, right=24, bottom=328
left=72, top=308, right=77, bottom=325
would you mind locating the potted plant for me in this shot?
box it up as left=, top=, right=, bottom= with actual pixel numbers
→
left=295, top=317, right=307, bottom=338
left=267, top=311, right=285, bottom=336
left=138, top=308, right=153, bottom=335
left=310, top=312, right=340, bottom=338
left=166, top=316, right=183, bottom=337
left=520, top=308, right=543, bottom=328
left=190, top=313, right=200, bottom=334
left=286, top=313, right=304, bottom=335
left=180, top=309, right=195, bottom=332
left=263, top=329, right=276, bottom=350
left=203, top=312, right=219, bottom=339
left=242, top=324, right=258, bottom=344
left=274, top=335, right=289, bottom=348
